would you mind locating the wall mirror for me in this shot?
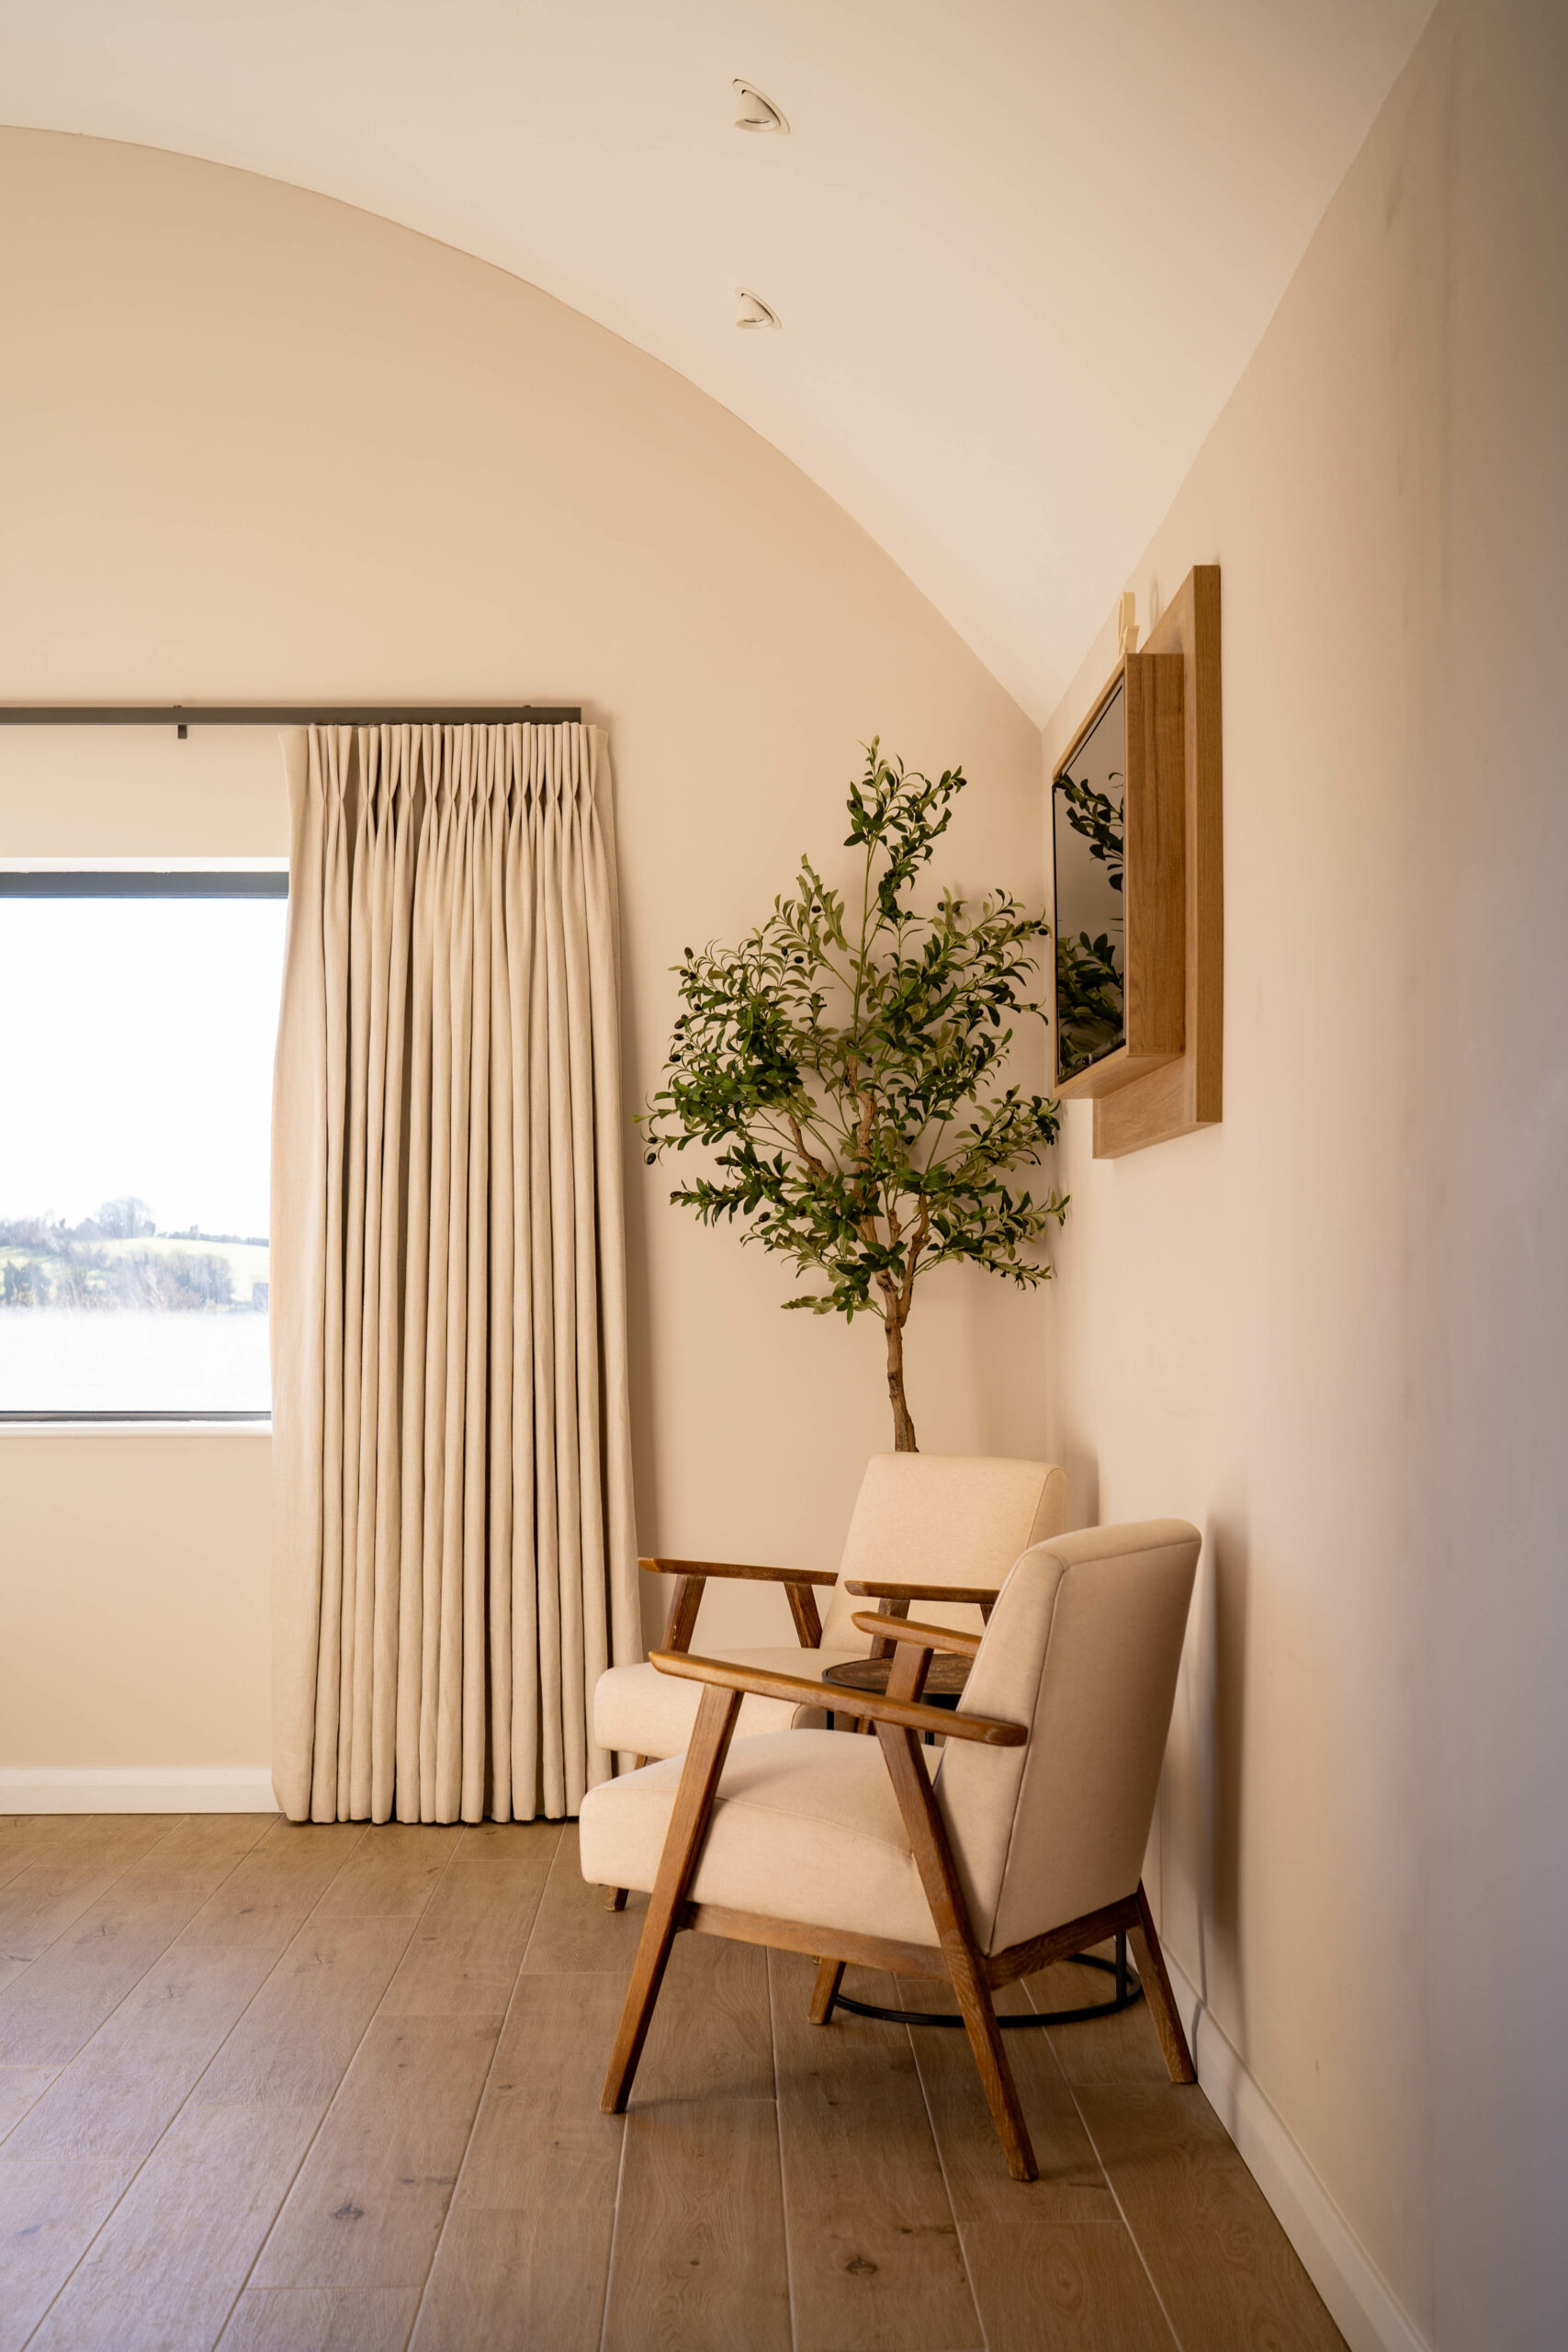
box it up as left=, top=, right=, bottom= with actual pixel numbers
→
left=1053, top=675, right=1127, bottom=1083
left=1051, top=651, right=1186, bottom=1100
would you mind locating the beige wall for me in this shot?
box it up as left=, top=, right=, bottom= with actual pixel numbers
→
left=0, top=130, right=1047, bottom=1771
left=1043, top=3, right=1567, bottom=2345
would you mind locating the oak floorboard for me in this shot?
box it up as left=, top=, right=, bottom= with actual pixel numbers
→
left=312, top=1824, right=462, bottom=1919
left=176, top=1822, right=369, bottom=1952
left=220, top=2287, right=422, bottom=2350
left=890, top=1973, right=1176, bottom=2352
left=380, top=1822, right=559, bottom=2024
left=409, top=1973, right=626, bottom=2352
left=769, top=1949, right=978, bottom=2352
left=191, top=1917, right=419, bottom=2109
left=25, top=2101, right=322, bottom=2352
left=894, top=1972, right=1120, bottom=2222
left=6, top=1943, right=284, bottom=2169
left=0, top=1818, right=181, bottom=1968
left=602, top=1931, right=791, bottom=2352
left=0, top=2150, right=133, bottom=2352
left=0, top=2061, right=60, bottom=2140
left=520, top=1822, right=645, bottom=1977
left=1030, top=1945, right=1178, bottom=2088
left=0, top=1887, right=222, bottom=2065
left=1069, top=2083, right=1348, bottom=2352
left=246, top=2012, right=499, bottom=2292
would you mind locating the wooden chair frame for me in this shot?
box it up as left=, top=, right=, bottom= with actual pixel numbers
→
left=598, top=1616, right=1196, bottom=2182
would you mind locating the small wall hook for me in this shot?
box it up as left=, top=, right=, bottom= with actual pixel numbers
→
left=1117, top=592, right=1139, bottom=659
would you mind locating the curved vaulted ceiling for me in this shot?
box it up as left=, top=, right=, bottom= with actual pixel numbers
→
left=0, top=0, right=1430, bottom=718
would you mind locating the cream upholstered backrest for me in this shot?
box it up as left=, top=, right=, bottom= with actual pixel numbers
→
left=818, top=1453, right=1067, bottom=1651
left=938, top=1521, right=1201, bottom=1956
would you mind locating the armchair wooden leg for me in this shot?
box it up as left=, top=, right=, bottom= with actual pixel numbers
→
left=808, top=1958, right=845, bottom=2025
left=1129, top=1882, right=1197, bottom=2084
left=875, top=1719, right=1037, bottom=2183
left=600, top=1684, right=742, bottom=2114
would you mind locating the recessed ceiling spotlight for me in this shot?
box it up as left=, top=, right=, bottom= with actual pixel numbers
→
left=735, top=288, right=782, bottom=329
left=733, top=81, right=788, bottom=133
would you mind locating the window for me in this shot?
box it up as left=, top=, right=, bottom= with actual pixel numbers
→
left=0, top=870, right=288, bottom=1419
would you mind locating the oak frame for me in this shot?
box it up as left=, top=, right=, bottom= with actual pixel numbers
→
left=1091, top=564, right=1224, bottom=1156
left=598, top=1631, right=1196, bottom=2182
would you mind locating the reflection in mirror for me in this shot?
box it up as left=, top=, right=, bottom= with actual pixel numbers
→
left=1053, top=680, right=1127, bottom=1080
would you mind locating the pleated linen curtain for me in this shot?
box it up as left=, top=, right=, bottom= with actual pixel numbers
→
left=270, top=721, right=639, bottom=1825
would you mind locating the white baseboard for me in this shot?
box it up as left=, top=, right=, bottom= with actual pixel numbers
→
left=1164, top=1951, right=1431, bottom=2352
left=0, top=1767, right=278, bottom=1814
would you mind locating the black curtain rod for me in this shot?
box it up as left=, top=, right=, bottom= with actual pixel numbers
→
left=0, top=705, right=581, bottom=737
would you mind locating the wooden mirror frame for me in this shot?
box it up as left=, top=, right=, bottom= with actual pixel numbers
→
left=1091, top=565, right=1223, bottom=1158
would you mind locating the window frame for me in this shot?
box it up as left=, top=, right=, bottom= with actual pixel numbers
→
left=0, top=865, right=288, bottom=1426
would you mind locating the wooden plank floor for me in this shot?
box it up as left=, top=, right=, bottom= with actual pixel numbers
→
left=0, top=1815, right=1347, bottom=2352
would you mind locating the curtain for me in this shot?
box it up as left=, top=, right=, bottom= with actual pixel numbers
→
left=270, top=721, right=638, bottom=1825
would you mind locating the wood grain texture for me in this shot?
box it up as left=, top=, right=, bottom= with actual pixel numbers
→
left=602, top=1934, right=791, bottom=2352
left=1094, top=563, right=1223, bottom=1157
left=6, top=1942, right=281, bottom=2167
left=875, top=1721, right=1036, bottom=2179
left=652, top=1647, right=1025, bottom=1745
left=602, top=1680, right=742, bottom=2111
left=640, top=1555, right=839, bottom=1587
left=770, top=1950, right=978, bottom=2352
left=522, top=1822, right=646, bottom=1976
left=409, top=1972, right=626, bottom=2352
left=893, top=1974, right=1175, bottom=2352
left=220, top=2287, right=421, bottom=2350
left=0, top=1815, right=1347, bottom=2352
left=27, top=2101, right=321, bottom=2352
left=1070, top=2083, right=1346, bottom=2352
left=247, top=2013, right=498, bottom=2290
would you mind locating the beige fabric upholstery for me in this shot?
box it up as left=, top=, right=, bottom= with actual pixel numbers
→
left=818, top=1452, right=1066, bottom=1644
left=940, top=1521, right=1201, bottom=1951
left=592, top=1645, right=861, bottom=1755
left=578, top=1729, right=941, bottom=1948
left=580, top=1520, right=1201, bottom=1958
left=271, top=721, right=640, bottom=1827
left=595, top=1452, right=1066, bottom=1763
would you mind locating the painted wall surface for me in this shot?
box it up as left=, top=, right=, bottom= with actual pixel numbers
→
left=0, top=130, right=1049, bottom=1774
left=1042, top=3, right=1567, bottom=2346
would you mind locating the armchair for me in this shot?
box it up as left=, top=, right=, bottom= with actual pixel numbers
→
left=595, top=1452, right=1066, bottom=1765
left=579, top=1519, right=1201, bottom=2181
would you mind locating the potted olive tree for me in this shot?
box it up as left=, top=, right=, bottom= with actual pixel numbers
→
left=643, top=745, right=1066, bottom=1451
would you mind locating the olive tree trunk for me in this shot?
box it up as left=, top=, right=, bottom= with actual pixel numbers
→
left=885, top=1305, right=918, bottom=1452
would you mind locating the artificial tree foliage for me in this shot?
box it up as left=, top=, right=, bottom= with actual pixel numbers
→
left=643, top=744, right=1066, bottom=1451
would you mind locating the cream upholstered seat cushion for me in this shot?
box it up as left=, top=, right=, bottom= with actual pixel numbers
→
left=577, top=1730, right=942, bottom=1950
left=598, top=1452, right=1066, bottom=1764
left=592, top=1645, right=861, bottom=1758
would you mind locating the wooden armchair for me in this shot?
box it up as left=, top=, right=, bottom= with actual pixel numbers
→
left=580, top=1520, right=1201, bottom=2181
left=593, top=1453, right=1065, bottom=1907
left=594, top=1452, right=1066, bottom=1767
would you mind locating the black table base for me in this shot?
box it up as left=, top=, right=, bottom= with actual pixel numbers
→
left=833, top=1932, right=1144, bottom=2030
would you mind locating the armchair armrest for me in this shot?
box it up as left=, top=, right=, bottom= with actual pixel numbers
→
left=850, top=1611, right=981, bottom=1661
left=639, top=1556, right=838, bottom=1587
left=649, top=1648, right=1024, bottom=1748
left=638, top=1556, right=837, bottom=1655
left=844, top=1577, right=1001, bottom=1610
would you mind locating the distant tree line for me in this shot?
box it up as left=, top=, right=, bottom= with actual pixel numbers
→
left=0, top=1200, right=266, bottom=1313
